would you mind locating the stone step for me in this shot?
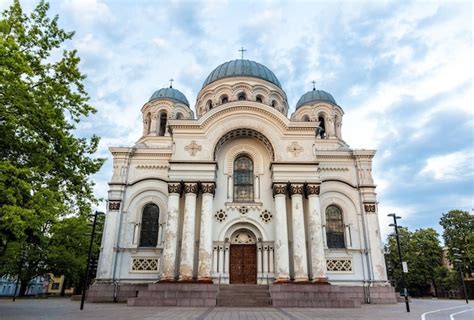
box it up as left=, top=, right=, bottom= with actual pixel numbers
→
left=217, top=285, right=272, bottom=307
left=128, top=297, right=216, bottom=307
left=138, top=290, right=217, bottom=299
left=272, top=298, right=361, bottom=308
left=217, top=297, right=272, bottom=307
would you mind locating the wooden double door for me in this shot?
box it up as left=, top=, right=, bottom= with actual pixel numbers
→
left=229, top=244, right=257, bottom=284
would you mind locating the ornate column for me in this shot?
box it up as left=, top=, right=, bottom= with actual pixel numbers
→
left=272, top=184, right=290, bottom=282
left=218, top=245, right=224, bottom=274
left=227, top=176, right=233, bottom=202
left=161, top=183, right=182, bottom=281
left=254, top=175, right=260, bottom=202
left=263, top=245, right=269, bottom=273
left=257, top=244, right=263, bottom=276
left=198, top=182, right=215, bottom=282
left=179, top=182, right=198, bottom=281
left=269, top=245, right=274, bottom=274
left=306, top=184, right=328, bottom=283
left=290, top=183, right=309, bottom=282
left=212, top=245, right=218, bottom=273
left=224, top=244, right=230, bottom=275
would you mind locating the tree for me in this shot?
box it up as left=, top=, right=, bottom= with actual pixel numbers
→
left=0, top=0, right=104, bottom=295
left=440, top=210, right=474, bottom=276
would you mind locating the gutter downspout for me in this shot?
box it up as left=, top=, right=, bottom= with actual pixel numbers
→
left=112, top=147, right=135, bottom=302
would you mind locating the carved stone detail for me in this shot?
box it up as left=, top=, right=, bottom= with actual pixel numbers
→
left=184, top=140, right=202, bottom=156
left=108, top=201, right=121, bottom=211
left=305, top=184, right=321, bottom=196
left=168, top=183, right=182, bottom=194
left=364, top=203, right=377, bottom=213
left=272, top=184, right=287, bottom=197
left=184, top=182, right=199, bottom=194
left=200, top=182, right=216, bottom=195
left=287, top=141, right=304, bottom=157
left=289, top=184, right=304, bottom=196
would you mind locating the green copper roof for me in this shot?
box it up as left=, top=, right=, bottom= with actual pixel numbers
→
left=296, top=89, right=337, bottom=109
left=203, top=59, right=282, bottom=89
left=149, top=87, right=189, bottom=106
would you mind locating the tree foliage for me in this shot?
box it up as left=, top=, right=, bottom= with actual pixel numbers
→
left=0, top=0, right=104, bottom=295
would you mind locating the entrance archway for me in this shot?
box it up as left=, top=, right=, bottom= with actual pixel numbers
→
left=229, top=229, right=257, bottom=284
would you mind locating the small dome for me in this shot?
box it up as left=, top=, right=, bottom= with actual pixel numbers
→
left=202, top=59, right=282, bottom=89
left=149, top=87, right=189, bottom=106
left=296, top=89, right=337, bottom=109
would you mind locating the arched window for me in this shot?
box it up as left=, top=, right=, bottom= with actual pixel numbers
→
left=256, top=95, right=263, bottom=103
left=238, top=92, right=246, bottom=101
left=233, top=155, right=254, bottom=202
left=221, top=95, right=229, bottom=104
left=146, top=112, right=151, bottom=134
left=302, top=115, right=310, bottom=122
left=206, top=99, right=213, bottom=110
left=318, top=115, right=326, bottom=138
left=139, top=203, right=160, bottom=247
left=158, top=112, right=167, bottom=136
left=176, top=112, right=183, bottom=120
left=326, top=205, right=345, bottom=248
left=271, top=100, right=277, bottom=109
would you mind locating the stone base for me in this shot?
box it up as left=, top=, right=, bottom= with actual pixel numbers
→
left=127, top=283, right=218, bottom=307
left=87, top=283, right=148, bottom=303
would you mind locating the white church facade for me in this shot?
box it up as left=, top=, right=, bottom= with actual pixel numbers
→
left=92, top=59, right=392, bottom=305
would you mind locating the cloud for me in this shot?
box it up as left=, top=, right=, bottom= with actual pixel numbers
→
left=420, top=149, right=474, bottom=181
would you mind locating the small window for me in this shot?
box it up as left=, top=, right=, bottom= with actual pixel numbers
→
left=221, top=95, right=229, bottom=104
left=326, top=205, right=345, bottom=248
left=238, top=92, right=246, bottom=101
left=233, top=155, right=254, bottom=202
left=146, top=112, right=151, bottom=134
left=271, top=100, right=277, bottom=108
left=318, top=115, right=326, bottom=138
left=302, top=115, right=310, bottom=122
left=207, top=99, right=213, bottom=110
left=158, top=112, right=167, bottom=136
left=176, top=112, right=183, bottom=120
left=256, top=95, right=263, bottom=103
left=139, top=203, right=160, bottom=247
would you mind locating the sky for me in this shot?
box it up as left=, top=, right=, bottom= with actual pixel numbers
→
left=3, top=0, right=473, bottom=240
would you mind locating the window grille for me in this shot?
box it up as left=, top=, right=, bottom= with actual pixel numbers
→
left=233, top=155, right=254, bottom=202
left=326, top=205, right=345, bottom=248
left=139, top=203, right=159, bottom=247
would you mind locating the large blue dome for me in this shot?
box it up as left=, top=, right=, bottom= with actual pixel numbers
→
left=149, top=87, right=189, bottom=106
left=202, top=59, right=282, bottom=89
left=296, top=89, right=337, bottom=109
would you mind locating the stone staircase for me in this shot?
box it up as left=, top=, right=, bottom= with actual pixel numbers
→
left=217, top=284, right=272, bottom=307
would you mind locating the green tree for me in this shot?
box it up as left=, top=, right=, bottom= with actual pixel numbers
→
left=440, top=210, right=474, bottom=276
left=0, top=0, right=104, bottom=295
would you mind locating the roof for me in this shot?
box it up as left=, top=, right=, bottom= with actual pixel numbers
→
left=296, top=89, right=337, bottom=109
left=149, top=87, right=189, bottom=106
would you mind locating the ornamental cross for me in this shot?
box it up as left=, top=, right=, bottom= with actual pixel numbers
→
left=169, top=78, right=174, bottom=88
left=238, top=46, right=247, bottom=59
left=312, top=80, right=316, bottom=90
left=185, top=140, right=202, bottom=156
left=287, top=141, right=304, bottom=157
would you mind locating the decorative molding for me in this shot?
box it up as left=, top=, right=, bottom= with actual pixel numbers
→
left=184, top=140, right=202, bottom=156
left=287, top=141, right=304, bottom=157
left=184, top=182, right=199, bottom=194
left=260, top=210, right=273, bottom=223
left=215, top=209, right=227, bottom=222
left=272, top=184, right=287, bottom=197
left=364, top=203, right=377, bottom=213
left=289, top=184, right=304, bottom=196
left=130, top=257, right=159, bottom=273
left=200, top=182, right=216, bottom=195
left=168, top=183, right=182, bottom=194
left=239, top=206, right=249, bottom=215
left=225, top=202, right=262, bottom=211
left=326, top=258, right=353, bottom=272
left=108, top=201, right=121, bottom=211
left=136, top=164, right=169, bottom=170
left=305, top=184, right=321, bottom=196
left=319, top=167, right=349, bottom=172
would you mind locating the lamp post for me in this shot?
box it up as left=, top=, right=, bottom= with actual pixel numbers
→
left=388, top=213, right=410, bottom=313
left=80, top=211, right=104, bottom=310
left=453, top=248, right=469, bottom=304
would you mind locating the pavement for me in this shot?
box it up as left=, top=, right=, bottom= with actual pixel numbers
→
left=0, top=297, right=472, bottom=319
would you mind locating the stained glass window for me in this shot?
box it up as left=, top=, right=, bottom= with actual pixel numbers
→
left=233, top=155, right=254, bottom=202
left=326, top=205, right=345, bottom=248
left=139, top=203, right=159, bottom=247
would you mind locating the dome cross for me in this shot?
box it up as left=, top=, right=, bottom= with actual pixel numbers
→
left=169, top=78, right=174, bottom=88
left=312, top=80, right=316, bottom=91
left=238, top=46, right=247, bottom=59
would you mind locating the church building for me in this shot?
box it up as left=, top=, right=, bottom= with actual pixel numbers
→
left=91, top=58, right=395, bottom=307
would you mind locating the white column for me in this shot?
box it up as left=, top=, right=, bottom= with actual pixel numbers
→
left=254, top=175, right=260, bottom=202
left=290, top=184, right=309, bottom=282
left=198, top=183, right=215, bottom=282
left=257, top=244, right=263, bottom=275
left=345, top=224, right=352, bottom=248
left=212, top=245, right=218, bottom=273
left=161, top=183, right=181, bottom=281
left=157, top=223, right=164, bottom=246
left=227, top=175, right=233, bottom=202
left=269, top=246, right=274, bottom=274
left=322, top=225, right=328, bottom=248
left=218, top=245, right=224, bottom=274
left=224, top=244, right=230, bottom=274
left=132, top=223, right=139, bottom=245
left=263, top=245, right=269, bottom=273
left=179, top=183, right=198, bottom=281
left=306, top=184, right=328, bottom=283
left=97, top=204, right=120, bottom=279
left=272, top=184, right=290, bottom=282
left=364, top=202, right=388, bottom=281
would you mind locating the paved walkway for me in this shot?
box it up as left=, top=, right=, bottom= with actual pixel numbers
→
left=0, top=297, right=472, bottom=319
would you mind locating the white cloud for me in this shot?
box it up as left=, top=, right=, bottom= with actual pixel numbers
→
left=420, top=150, right=474, bottom=181
left=378, top=203, right=416, bottom=241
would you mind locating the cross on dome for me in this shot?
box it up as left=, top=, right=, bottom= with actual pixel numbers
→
left=312, top=80, right=316, bottom=91
left=238, top=46, right=247, bottom=59
left=169, top=78, right=174, bottom=88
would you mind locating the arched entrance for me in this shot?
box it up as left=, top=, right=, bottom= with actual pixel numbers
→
left=229, top=229, right=257, bottom=284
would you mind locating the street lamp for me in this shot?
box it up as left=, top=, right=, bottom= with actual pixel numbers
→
left=453, top=248, right=469, bottom=304
left=80, top=211, right=104, bottom=311
left=388, top=213, right=410, bottom=313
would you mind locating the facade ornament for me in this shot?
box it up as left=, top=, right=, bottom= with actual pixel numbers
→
left=215, top=209, right=227, bottom=222
left=272, top=184, right=287, bottom=197
left=200, top=182, right=216, bottom=195
left=287, top=141, right=304, bottom=157
left=289, top=184, right=304, bottom=195
left=183, top=182, right=199, bottom=194
left=305, top=184, right=320, bottom=196
left=364, top=203, right=377, bottom=213
left=108, top=201, right=121, bottom=211
left=184, top=140, right=202, bottom=156
left=168, top=182, right=182, bottom=194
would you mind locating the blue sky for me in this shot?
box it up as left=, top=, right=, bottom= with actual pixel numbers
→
left=4, top=0, right=473, bottom=240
